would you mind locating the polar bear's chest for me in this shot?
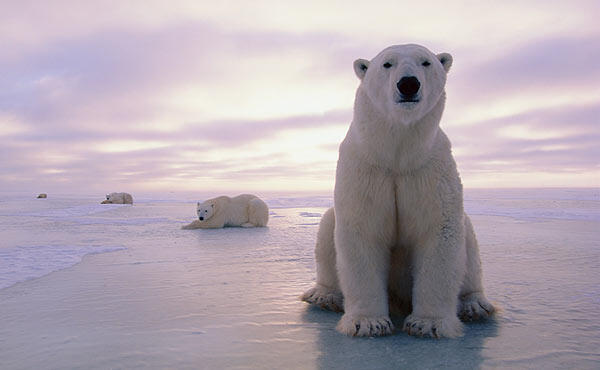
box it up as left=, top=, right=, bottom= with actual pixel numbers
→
left=394, top=172, right=444, bottom=242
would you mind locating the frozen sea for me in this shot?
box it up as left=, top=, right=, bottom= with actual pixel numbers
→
left=0, top=188, right=598, bottom=369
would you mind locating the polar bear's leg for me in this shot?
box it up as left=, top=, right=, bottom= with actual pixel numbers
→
left=335, top=223, right=394, bottom=337
left=403, top=217, right=465, bottom=338
left=458, top=214, right=495, bottom=321
left=334, top=170, right=396, bottom=337
left=182, top=220, right=202, bottom=229
left=247, top=198, right=269, bottom=227
left=301, top=208, right=343, bottom=312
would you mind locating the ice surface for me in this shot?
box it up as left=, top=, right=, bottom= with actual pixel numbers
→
left=0, top=244, right=126, bottom=290
left=0, top=189, right=599, bottom=369
left=464, top=188, right=600, bottom=221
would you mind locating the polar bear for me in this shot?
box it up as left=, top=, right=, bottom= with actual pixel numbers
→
left=101, top=192, right=133, bottom=204
left=182, top=194, right=269, bottom=229
left=301, top=44, right=494, bottom=338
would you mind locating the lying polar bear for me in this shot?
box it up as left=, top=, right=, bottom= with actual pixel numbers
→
left=182, top=194, right=269, bottom=229
left=301, top=44, right=494, bottom=338
left=101, top=192, right=133, bottom=204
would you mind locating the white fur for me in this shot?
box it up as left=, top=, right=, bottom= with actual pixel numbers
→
left=182, top=194, right=269, bottom=229
left=302, top=44, right=494, bottom=338
left=101, top=192, right=133, bottom=204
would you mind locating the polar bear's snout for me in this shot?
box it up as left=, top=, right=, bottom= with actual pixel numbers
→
left=199, top=216, right=204, bottom=221
left=397, top=76, right=421, bottom=102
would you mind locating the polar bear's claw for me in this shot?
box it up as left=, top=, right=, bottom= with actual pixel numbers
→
left=403, top=314, right=463, bottom=339
left=458, top=293, right=495, bottom=321
left=337, top=315, right=394, bottom=337
left=301, top=285, right=344, bottom=312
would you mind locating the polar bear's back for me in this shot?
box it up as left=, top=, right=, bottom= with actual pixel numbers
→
left=121, top=193, right=133, bottom=204
left=231, top=194, right=260, bottom=204
left=222, top=194, right=268, bottom=227
left=247, top=197, right=269, bottom=227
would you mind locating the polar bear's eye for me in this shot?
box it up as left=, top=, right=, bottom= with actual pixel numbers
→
left=422, top=60, right=431, bottom=67
left=383, top=62, right=392, bottom=69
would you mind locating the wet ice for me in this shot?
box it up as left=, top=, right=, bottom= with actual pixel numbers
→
left=0, top=189, right=598, bottom=369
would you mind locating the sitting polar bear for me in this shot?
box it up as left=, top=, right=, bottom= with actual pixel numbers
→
left=182, top=194, right=269, bottom=229
left=101, top=192, right=133, bottom=204
left=301, top=44, right=494, bottom=338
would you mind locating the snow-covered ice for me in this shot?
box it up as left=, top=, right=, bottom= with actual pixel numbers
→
left=0, top=189, right=598, bottom=369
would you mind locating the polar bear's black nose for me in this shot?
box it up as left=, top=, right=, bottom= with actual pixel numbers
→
left=397, top=76, right=420, bottom=96
left=199, top=216, right=204, bottom=221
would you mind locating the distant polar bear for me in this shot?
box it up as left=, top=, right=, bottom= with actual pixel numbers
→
left=301, top=44, right=494, bottom=338
left=182, top=194, right=269, bottom=229
left=101, top=192, right=133, bottom=204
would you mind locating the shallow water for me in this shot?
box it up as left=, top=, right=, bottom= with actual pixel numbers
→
left=0, top=189, right=598, bottom=369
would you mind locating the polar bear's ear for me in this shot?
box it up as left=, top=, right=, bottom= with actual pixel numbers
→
left=437, top=53, right=453, bottom=73
left=353, top=59, right=370, bottom=80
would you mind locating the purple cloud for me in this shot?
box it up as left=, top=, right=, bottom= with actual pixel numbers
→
left=448, top=102, right=600, bottom=174
left=1, top=9, right=598, bottom=193
left=450, top=35, right=600, bottom=103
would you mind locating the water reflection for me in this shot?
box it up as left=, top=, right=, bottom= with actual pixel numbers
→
left=301, top=305, right=499, bottom=369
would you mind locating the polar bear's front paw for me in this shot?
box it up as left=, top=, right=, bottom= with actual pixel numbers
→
left=336, top=314, right=394, bottom=337
left=301, top=285, right=344, bottom=312
left=403, top=314, right=463, bottom=338
left=458, top=292, right=495, bottom=321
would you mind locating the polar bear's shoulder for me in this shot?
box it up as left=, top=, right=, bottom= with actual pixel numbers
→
left=231, top=194, right=259, bottom=202
left=205, top=194, right=265, bottom=212
left=204, top=195, right=231, bottom=205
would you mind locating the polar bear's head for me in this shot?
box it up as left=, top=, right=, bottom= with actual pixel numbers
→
left=101, top=192, right=121, bottom=204
left=353, top=44, right=452, bottom=125
left=196, top=201, right=215, bottom=221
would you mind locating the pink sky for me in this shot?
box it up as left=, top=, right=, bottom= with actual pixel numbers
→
left=1, top=1, right=599, bottom=195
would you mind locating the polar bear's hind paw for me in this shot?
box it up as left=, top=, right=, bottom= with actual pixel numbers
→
left=301, top=285, right=344, bottom=312
left=458, top=293, right=495, bottom=321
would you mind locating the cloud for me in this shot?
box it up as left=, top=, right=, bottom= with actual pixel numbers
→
left=0, top=108, right=348, bottom=194
left=0, top=17, right=355, bottom=139
left=1, top=2, right=599, bottom=193
left=449, top=35, right=600, bottom=103
left=449, top=102, right=600, bottom=178
left=5, top=109, right=350, bottom=147
left=179, top=110, right=351, bottom=146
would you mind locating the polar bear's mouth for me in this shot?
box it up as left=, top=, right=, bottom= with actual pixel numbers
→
left=397, top=97, right=420, bottom=105
left=395, top=93, right=421, bottom=104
